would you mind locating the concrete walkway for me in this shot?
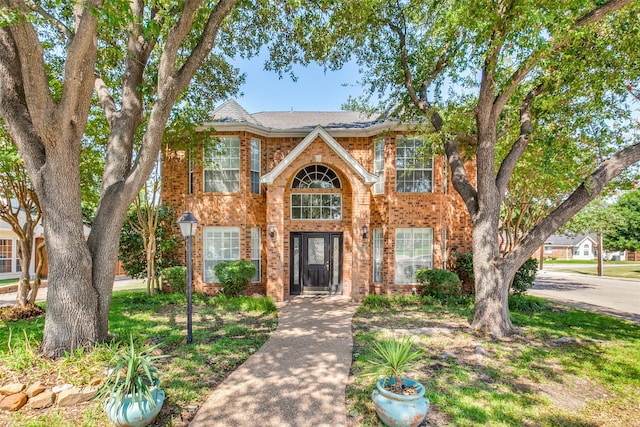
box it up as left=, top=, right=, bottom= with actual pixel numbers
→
left=189, top=296, right=358, bottom=427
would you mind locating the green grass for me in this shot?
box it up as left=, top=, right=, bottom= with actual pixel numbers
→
left=347, top=295, right=640, bottom=426
left=0, top=278, right=19, bottom=287
left=551, top=265, right=640, bottom=279
left=0, top=290, right=278, bottom=426
left=544, top=259, right=638, bottom=265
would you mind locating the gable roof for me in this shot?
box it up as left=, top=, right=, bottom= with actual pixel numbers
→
left=260, top=126, right=378, bottom=185
left=211, top=99, right=261, bottom=125
left=209, top=100, right=380, bottom=130
left=546, top=234, right=597, bottom=247
left=251, top=111, right=378, bottom=130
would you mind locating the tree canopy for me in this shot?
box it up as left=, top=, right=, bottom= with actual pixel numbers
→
left=261, top=0, right=640, bottom=335
left=0, top=0, right=257, bottom=356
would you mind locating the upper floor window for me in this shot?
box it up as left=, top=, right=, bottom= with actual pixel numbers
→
left=204, top=136, right=240, bottom=192
left=373, top=138, right=384, bottom=194
left=291, top=164, right=342, bottom=220
left=251, top=139, right=261, bottom=194
left=396, top=137, right=433, bottom=193
left=292, top=164, right=341, bottom=189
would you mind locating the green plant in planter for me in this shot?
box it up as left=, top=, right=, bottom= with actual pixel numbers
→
left=364, top=337, right=422, bottom=394
left=95, top=333, right=168, bottom=411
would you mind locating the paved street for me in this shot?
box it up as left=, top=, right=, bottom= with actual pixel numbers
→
left=530, top=270, right=640, bottom=324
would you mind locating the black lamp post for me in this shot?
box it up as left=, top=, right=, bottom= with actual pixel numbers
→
left=177, top=210, right=198, bottom=344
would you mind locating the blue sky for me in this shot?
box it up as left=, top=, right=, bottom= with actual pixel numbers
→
left=231, top=55, right=362, bottom=113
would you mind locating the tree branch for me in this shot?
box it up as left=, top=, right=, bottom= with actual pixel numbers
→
left=493, top=0, right=634, bottom=115
left=506, top=141, right=640, bottom=266
left=26, top=0, right=74, bottom=41
left=495, top=84, right=544, bottom=196
left=444, top=137, right=478, bottom=218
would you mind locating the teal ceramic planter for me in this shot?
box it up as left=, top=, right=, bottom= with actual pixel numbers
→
left=371, top=377, right=429, bottom=427
left=104, top=387, right=165, bottom=427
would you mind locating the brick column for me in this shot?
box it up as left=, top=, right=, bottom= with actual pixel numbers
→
left=265, top=185, right=285, bottom=301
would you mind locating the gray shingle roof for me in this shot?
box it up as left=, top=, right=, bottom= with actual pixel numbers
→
left=546, top=234, right=596, bottom=246
left=210, top=100, right=380, bottom=130
left=211, top=99, right=260, bottom=125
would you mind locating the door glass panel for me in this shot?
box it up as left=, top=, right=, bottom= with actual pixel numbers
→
left=332, top=236, right=340, bottom=285
left=307, top=237, right=325, bottom=264
left=293, top=237, right=300, bottom=286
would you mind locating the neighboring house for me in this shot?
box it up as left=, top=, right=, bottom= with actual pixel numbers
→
left=0, top=214, right=44, bottom=281
left=542, top=234, right=599, bottom=260
left=161, top=100, right=473, bottom=302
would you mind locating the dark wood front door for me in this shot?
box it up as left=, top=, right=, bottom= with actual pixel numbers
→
left=290, top=232, right=342, bottom=295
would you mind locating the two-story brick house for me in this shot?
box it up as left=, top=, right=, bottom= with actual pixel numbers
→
left=161, top=99, right=472, bottom=301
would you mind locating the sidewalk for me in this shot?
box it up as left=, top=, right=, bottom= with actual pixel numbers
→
left=0, top=277, right=144, bottom=307
left=189, top=296, right=358, bottom=427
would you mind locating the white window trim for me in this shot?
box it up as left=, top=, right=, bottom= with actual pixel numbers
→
left=395, top=137, right=434, bottom=193
left=394, top=228, right=433, bottom=284
left=203, top=226, right=240, bottom=283
left=373, top=138, right=385, bottom=195
left=203, top=136, right=240, bottom=193
left=250, top=138, right=261, bottom=195
left=251, top=227, right=261, bottom=282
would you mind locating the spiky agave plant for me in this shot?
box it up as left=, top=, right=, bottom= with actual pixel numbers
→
left=96, top=333, right=168, bottom=407
left=365, top=337, right=422, bottom=394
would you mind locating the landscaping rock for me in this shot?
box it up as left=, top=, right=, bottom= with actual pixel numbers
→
left=29, top=390, right=55, bottom=409
left=51, top=383, right=73, bottom=394
left=0, top=382, right=25, bottom=395
left=0, top=392, right=28, bottom=411
left=26, top=381, right=46, bottom=397
left=89, top=377, right=103, bottom=387
left=57, top=386, right=98, bottom=407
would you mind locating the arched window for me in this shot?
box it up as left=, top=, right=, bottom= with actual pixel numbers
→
left=291, top=165, right=342, bottom=220
left=292, top=164, right=341, bottom=189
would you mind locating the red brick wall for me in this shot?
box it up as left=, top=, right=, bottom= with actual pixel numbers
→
left=162, top=129, right=474, bottom=301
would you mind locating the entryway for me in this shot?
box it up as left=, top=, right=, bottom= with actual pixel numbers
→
left=290, top=232, right=343, bottom=295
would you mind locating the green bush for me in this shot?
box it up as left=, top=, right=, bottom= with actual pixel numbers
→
left=159, top=266, right=186, bottom=294
left=362, top=294, right=393, bottom=309
left=415, top=268, right=462, bottom=300
left=449, top=251, right=474, bottom=295
left=512, top=258, right=538, bottom=295
left=508, top=294, right=549, bottom=312
left=449, top=252, right=538, bottom=296
left=214, top=260, right=257, bottom=297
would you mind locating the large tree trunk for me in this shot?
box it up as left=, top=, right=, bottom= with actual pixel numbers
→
left=40, top=147, right=98, bottom=357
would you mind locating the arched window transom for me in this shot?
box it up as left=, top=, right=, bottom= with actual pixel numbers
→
left=291, top=164, right=342, bottom=220
left=292, top=164, right=341, bottom=189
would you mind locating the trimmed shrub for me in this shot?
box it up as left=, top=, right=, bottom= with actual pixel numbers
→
left=415, top=268, right=462, bottom=300
left=449, top=252, right=538, bottom=296
left=512, top=258, right=538, bottom=295
left=449, top=251, right=474, bottom=295
left=159, top=266, right=186, bottom=294
left=214, top=260, right=257, bottom=297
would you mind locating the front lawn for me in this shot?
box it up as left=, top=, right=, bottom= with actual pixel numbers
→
left=347, top=294, right=640, bottom=427
left=0, top=290, right=278, bottom=426
left=550, top=265, right=640, bottom=279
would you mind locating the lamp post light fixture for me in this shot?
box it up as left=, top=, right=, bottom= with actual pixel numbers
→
left=362, top=225, right=368, bottom=240
left=177, top=210, right=198, bottom=344
left=268, top=223, right=275, bottom=238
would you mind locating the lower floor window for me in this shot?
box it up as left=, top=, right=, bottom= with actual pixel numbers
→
left=251, top=227, right=261, bottom=282
left=203, top=227, right=240, bottom=283
left=372, top=228, right=383, bottom=283
left=394, top=228, right=433, bottom=284
left=0, top=239, right=15, bottom=274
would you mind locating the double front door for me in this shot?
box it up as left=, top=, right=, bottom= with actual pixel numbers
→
left=290, top=232, right=343, bottom=295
